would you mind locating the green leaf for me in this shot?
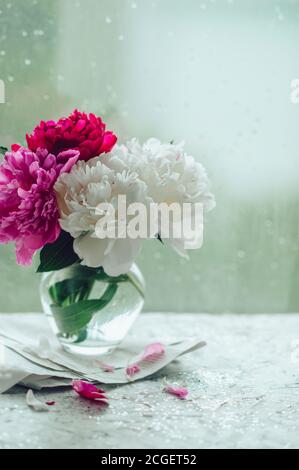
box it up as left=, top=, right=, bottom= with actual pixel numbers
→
left=67, top=265, right=144, bottom=297
left=37, top=231, right=79, bottom=273
left=76, top=266, right=129, bottom=283
left=51, top=283, right=118, bottom=334
left=0, top=146, right=8, bottom=155
left=49, top=278, right=94, bottom=307
left=73, top=329, right=88, bottom=343
left=60, top=264, right=129, bottom=284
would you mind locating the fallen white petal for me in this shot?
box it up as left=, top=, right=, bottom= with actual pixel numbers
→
left=26, top=390, right=49, bottom=412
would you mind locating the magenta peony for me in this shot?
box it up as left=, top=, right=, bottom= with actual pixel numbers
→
left=25, top=109, right=117, bottom=161
left=0, top=147, right=79, bottom=265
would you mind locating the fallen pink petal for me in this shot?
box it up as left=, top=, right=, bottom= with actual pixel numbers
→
left=126, top=363, right=141, bottom=378
left=141, top=342, right=165, bottom=362
left=96, top=361, right=115, bottom=373
left=72, top=380, right=109, bottom=405
left=164, top=385, right=189, bottom=400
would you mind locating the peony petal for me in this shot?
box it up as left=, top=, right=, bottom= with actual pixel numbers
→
left=103, top=238, right=142, bottom=277
left=96, top=361, right=115, bottom=373
left=57, top=150, right=80, bottom=175
left=72, top=380, right=109, bottom=405
left=126, top=364, right=141, bottom=378
left=16, top=239, right=35, bottom=266
left=75, top=119, right=86, bottom=132
left=43, top=153, right=56, bottom=170
left=141, top=342, right=165, bottom=362
left=101, top=131, right=118, bottom=153
left=26, top=390, right=49, bottom=412
left=73, top=234, right=110, bottom=269
left=163, top=384, right=188, bottom=400
left=11, top=143, right=21, bottom=152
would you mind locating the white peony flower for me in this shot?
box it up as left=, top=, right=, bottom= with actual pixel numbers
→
left=104, top=138, right=215, bottom=206
left=102, top=138, right=216, bottom=256
left=55, top=158, right=150, bottom=276
left=55, top=139, right=215, bottom=272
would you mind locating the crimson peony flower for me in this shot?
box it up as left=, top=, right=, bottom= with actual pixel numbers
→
left=25, top=109, right=117, bottom=161
left=0, top=147, right=79, bottom=265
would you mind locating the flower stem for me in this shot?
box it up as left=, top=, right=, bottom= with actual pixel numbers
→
left=127, top=272, right=145, bottom=299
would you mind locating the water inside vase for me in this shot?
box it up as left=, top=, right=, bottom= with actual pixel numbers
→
left=40, top=264, right=145, bottom=356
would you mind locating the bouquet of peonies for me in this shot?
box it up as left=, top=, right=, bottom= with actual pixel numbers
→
left=0, top=110, right=215, bottom=353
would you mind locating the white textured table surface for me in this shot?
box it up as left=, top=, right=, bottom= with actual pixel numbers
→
left=1, top=313, right=299, bottom=449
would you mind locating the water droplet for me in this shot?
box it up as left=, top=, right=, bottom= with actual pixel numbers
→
left=33, top=30, right=44, bottom=36
left=278, top=237, right=286, bottom=246
left=275, top=6, right=284, bottom=22
left=24, top=59, right=31, bottom=66
left=105, top=16, right=112, bottom=24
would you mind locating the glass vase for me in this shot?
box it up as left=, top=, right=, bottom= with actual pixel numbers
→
left=40, top=263, right=145, bottom=356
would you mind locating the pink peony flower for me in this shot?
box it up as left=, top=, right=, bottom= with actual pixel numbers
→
left=0, top=147, right=79, bottom=265
left=25, top=109, right=117, bottom=161
left=72, top=380, right=109, bottom=405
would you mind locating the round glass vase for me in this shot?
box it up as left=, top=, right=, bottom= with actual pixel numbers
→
left=40, top=263, right=145, bottom=356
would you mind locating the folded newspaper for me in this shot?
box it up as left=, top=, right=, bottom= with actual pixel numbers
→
left=0, top=314, right=206, bottom=393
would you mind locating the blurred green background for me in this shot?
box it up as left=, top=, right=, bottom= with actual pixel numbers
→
left=0, top=0, right=299, bottom=313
